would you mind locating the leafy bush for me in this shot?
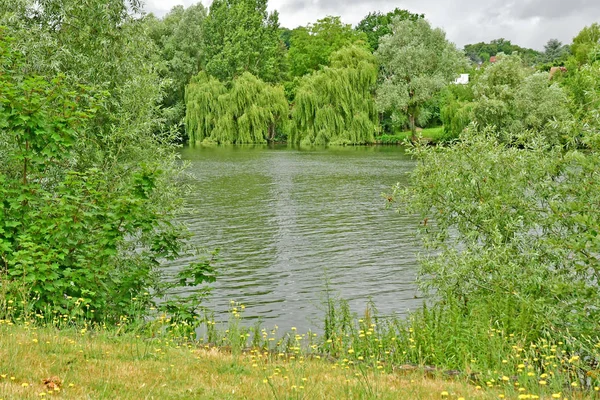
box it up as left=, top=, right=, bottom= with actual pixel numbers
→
left=394, top=128, right=600, bottom=367
left=0, top=30, right=214, bottom=324
left=442, top=54, right=575, bottom=145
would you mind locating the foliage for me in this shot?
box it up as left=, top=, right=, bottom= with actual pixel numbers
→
left=393, top=126, right=600, bottom=369
left=0, top=31, right=215, bottom=323
left=464, top=38, right=541, bottom=65
left=290, top=46, right=378, bottom=146
left=571, top=23, right=600, bottom=65
left=377, top=126, right=445, bottom=144
left=202, top=0, right=286, bottom=83
left=541, top=38, right=570, bottom=65
left=279, top=27, right=293, bottom=49
left=376, top=18, right=466, bottom=141
left=0, top=0, right=169, bottom=157
left=185, top=71, right=288, bottom=144
left=145, top=4, right=207, bottom=135
left=355, top=8, right=424, bottom=52
left=560, top=58, right=600, bottom=148
left=439, top=83, right=475, bottom=139
left=446, top=54, right=574, bottom=145
left=287, top=16, right=368, bottom=78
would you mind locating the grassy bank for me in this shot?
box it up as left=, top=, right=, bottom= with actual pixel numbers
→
left=0, top=321, right=493, bottom=400
left=377, top=126, right=446, bottom=144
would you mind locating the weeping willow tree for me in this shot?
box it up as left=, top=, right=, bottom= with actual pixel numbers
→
left=185, top=72, right=288, bottom=144
left=291, top=45, right=378, bottom=146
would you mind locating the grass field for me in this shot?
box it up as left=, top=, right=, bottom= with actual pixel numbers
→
left=0, top=321, right=499, bottom=400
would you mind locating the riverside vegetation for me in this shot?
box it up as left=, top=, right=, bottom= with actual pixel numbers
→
left=1, top=0, right=600, bottom=398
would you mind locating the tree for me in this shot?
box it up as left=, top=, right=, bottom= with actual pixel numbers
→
left=441, top=54, right=574, bottom=145
left=355, top=8, right=424, bottom=51
left=464, top=39, right=540, bottom=65
left=376, top=18, right=466, bottom=141
left=0, top=28, right=214, bottom=323
left=287, top=16, right=368, bottom=78
left=279, top=27, right=292, bottom=49
left=0, top=0, right=172, bottom=167
left=0, top=1, right=215, bottom=323
left=146, top=3, right=207, bottom=134
left=542, top=38, right=570, bottom=64
left=185, top=72, right=288, bottom=144
left=470, top=54, right=573, bottom=145
left=571, top=23, right=600, bottom=65
left=202, top=0, right=286, bottom=83
left=396, top=127, right=600, bottom=367
left=290, top=45, right=378, bottom=146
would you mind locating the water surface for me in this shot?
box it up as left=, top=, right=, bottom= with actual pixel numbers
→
left=166, top=145, right=423, bottom=332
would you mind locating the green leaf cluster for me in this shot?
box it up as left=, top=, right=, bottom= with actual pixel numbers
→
left=355, top=8, right=424, bottom=52
left=145, top=4, right=208, bottom=133
left=442, top=54, right=575, bottom=145
left=571, top=23, right=600, bottom=65
left=290, top=46, right=378, bottom=146
left=376, top=18, right=467, bottom=140
left=400, top=129, right=600, bottom=345
left=0, top=0, right=216, bottom=324
left=287, top=16, right=368, bottom=78
left=185, top=72, right=288, bottom=144
left=463, top=38, right=541, bottom=65
left=202, top=0, right=286, bottom=83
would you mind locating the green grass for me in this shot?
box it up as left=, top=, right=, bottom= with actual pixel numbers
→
left=1, top=298, right=598, bottom=399
left=377, top=126, right=446, bottom=144
left=0, top=320, right=494, bottom=400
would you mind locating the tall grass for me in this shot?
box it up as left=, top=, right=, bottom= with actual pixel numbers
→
left=1, top=288, right=598, bottom=399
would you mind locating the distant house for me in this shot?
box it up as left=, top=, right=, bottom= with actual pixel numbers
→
left=489, top=56, right=497, bottom=63
left=454, top=74, right=470, bottom=85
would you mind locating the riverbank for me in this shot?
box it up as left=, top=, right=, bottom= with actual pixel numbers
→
left=376, top=126, right=446, bottom=144
left=0, top=322, right=492, bottom=399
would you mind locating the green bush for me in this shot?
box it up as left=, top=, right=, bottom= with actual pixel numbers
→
left=394, top=129, right=600, bottom=368
left=0, top=30, right=214, bottom=324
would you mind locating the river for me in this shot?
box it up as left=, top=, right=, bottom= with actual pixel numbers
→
left=164, top=145, right=423, bottom=332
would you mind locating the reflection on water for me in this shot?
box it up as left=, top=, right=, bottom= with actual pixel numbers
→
left=164, top=145, right=423, bottom=332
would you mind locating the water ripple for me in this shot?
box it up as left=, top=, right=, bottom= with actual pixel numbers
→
left=165, top=145, right=423, bottom=332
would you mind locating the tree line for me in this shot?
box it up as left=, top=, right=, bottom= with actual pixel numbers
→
left=144, top=0, right=599, bottom=146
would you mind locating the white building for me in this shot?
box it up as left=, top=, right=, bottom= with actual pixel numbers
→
left=454, top=74, right=469, bottom=85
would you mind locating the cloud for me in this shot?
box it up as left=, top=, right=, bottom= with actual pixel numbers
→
left=144, top=0, right=600, bottom=49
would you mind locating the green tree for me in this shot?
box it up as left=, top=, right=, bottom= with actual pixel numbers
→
left=287, top=16, right=368, bottom=78
left=202, top=0, right=286, bottom=83
left=146, top=4, right=207, bottom=134
left=561, top=56, right=600, bottom=146
left=571, top=23, right=600, bottom=65
left=468, top=54, right=573, bottom=145
left=0, top=29, right=214, bottom=323
left=464, top=39, right=540, bottom=65
left=542, top=38, right=570, bottom=64
left=355, top=8, right=424, bottom=51
left=0, top=0, right=216, bottom=324
left=279, top=27, right=292, bottom=49
left=439, top=82, right=475, bottom=139
left=0, top=0, right=172, bottom=168
left=290, top=45, right=378, bottom=146
left=376, top=18, right=466, bottom=141
left=395, top=125, right=600, bottom=367
left=185, top=72, right=288, bottom=144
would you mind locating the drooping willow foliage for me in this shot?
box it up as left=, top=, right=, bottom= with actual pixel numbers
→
left=290, top=45, right=379, bottom=146
left=185, top=72, right=288, bottom=144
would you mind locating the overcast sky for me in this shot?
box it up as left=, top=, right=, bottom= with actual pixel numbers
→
left=144, top=0, right=599, bottom=50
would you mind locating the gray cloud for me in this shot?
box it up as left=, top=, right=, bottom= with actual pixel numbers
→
left=506, top=0, right=599, bottom=20
left=144, top=0, right=600, bottom=49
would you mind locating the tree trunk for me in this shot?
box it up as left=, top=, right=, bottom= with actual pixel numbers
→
left=409, top=113, right=416, bottom=143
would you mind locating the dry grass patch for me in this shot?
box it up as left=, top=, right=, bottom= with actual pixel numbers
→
left=1, top=322, right=501, bottom=399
